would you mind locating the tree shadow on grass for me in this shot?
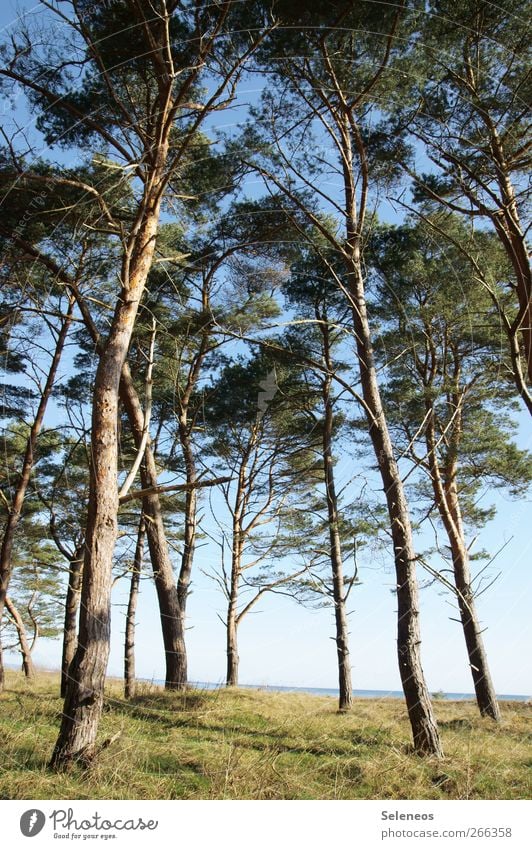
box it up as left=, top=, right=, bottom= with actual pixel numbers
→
left=439, top=718, right=475, bottom=730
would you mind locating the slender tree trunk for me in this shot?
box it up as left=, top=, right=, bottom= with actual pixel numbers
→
left=175, top=324, right=212, bottom=617
left=50, top=176, right=166, bottom=767
left=425, top=412, right=500, bottom=721
left=226, top=594, right=239, bottom=687
left=320, top=320, right=352, bottom=711
left=226, top=519, right=243, bottom=689
left=320, top=97, right=442, bottom=754
left=347, top=256, right=442, bottom=756
left=0, top=299, right=73, bottom=691
left=177, top=420, right=197, bottom=616
left=124, top=515, right=145, bottom=699
left=226, top=459, right=249, bottom=688
left=119, top=364, right=187, bottom=689
left=449, top=528, right=501, bottom=720
left=5, top=596, right=36, bottom=679
left=27, top=590, right=40, bottom=657
left=61, top=546, right=84, bottom=698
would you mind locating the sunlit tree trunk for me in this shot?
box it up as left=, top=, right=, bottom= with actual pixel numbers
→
left=51, top=173, right=167, bottom=767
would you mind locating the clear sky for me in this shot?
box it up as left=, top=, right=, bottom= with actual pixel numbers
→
left=1, top=0, right=531, bottom=697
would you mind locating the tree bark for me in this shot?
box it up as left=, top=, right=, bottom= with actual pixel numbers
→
left=0, top=298, right=74, bottom=691
left=330, top=96, right=442, bottom=754
left=175, top=320, right=213, bottom=618
left=61, top=545, right=84, bottom=698
left=347, top=256, right=443, bottom=756
left=495, top=182, right=532, bottom=387
left=449, top=513, right=501, bottom=721
left=425, top=409, right=500, bottom=721
left=5, top=595, right=36, bottom=679
left=50, top=175, right=166, bottom=768
left=226, top=596, right=239, bottom=687
left=124, top=515, right=145, bottom=699
left=320, top=315, right=353, bottom=711
left=120, top=365, right=188, bottom=689
left=226, top=519, right=243, bottom=688
left=177, top=418, right=197, bottom=616
left=225, top=452, right=250, bottom=688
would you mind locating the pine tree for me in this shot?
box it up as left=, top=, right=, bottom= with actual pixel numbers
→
left=371, top=218, right=531, bottom=718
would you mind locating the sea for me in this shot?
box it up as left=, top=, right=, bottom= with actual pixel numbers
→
left=155, top=680, right=530, bottom=702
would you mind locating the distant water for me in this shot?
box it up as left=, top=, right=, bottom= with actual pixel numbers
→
left=153, top=680, right=530, bottom=702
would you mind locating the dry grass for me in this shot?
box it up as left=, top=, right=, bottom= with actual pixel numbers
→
left=0, top=670, right=530, bottom=800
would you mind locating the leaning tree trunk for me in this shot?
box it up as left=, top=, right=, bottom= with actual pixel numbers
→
left=450, top=532, right=501, bottom=721
left=0, top=299, right=73, bottom=691
left=5, top=596, right=36, bottom=679
left=124, top=515, right=145, bottom=699
left=347, top=255, right=442, bottom=757
left=50, top=175, right=166, bottom=768
left=120, top=364, right=187, bottom=689
left=60, top=545, right=84, bottom=698
left=483, top=121, right=532, bottom=387
left=425, top=412, right=500, bottom=720
left=320, top=340, right=353, bottom=711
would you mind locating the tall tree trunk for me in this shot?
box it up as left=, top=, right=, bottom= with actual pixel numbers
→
left=347, top=256, right=442, bottom=756
left=124, top=515, right=145, bottom=699
left=175, top=324, right=212, bottom=618
left=0, top=299, right=73, bottom=691
left=320, top=318, right=353, bottom=711
left=50, top=181, right=166, bottom=768
left=61, top=545, right=84, bottom=698
left=177, top=419, right=197, bottom=616
left=330, top=97, right=441, bottom=753
left=425, top=412, right=500, bottom=721
left=120, top=365, right=187, bottom=689
left=225, top=458, right=249, bottom=688
left=5, top=596, right=36, bottom=679
left=226, top=594, right=239, bottom=687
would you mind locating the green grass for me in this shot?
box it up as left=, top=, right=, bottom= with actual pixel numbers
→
left=1, top=670, right=530, bottom=799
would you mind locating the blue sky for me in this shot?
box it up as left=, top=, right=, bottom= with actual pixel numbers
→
left=1, top=0, right=531, bottom=697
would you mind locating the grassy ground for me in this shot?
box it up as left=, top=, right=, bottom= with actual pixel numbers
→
left=0, top=670, right=530, bottom=800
